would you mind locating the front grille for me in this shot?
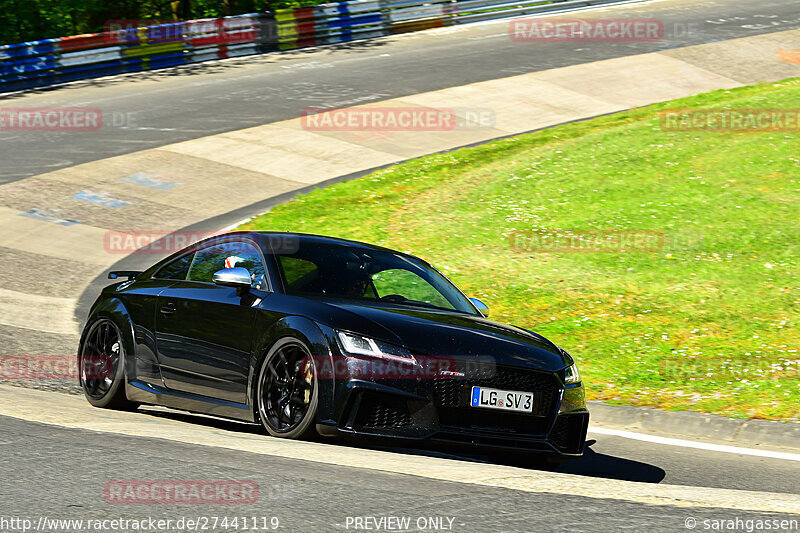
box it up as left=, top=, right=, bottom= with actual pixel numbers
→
left=431, top=364, right=562, bottom=437
left=353, top=392, right=412, bottom=430
left=432, top=365, right=562, bottom=416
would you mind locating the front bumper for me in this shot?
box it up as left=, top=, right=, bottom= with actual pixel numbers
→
left=319, top=361, right=589, bottom=456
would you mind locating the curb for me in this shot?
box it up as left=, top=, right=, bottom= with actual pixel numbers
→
left=588, top=400, right=800, bottom=451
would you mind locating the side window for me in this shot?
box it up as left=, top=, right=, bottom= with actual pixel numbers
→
left=279, top=256, right=319, bottom=290
left=372, top=269, right=452, bottom=309
left=185, top=241, right=267, bottom=288
left=154, top=253, right=195, bottom=280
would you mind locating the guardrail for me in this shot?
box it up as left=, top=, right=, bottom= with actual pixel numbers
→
left=0, top=0, right=634, bottom=94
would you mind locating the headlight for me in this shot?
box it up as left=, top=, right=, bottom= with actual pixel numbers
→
left=336, top=331, right=415, bottom=363
left=564, top=362, right=581, bottom=384
left=558, top=346, right=581, bottom=384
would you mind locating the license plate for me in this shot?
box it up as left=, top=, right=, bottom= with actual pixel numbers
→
left=470, top=386, right=534, bottom=413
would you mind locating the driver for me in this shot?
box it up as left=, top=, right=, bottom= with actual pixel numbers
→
left=345, top=273, right=370, bottom=297
left=324, top=270, right=371, bottom=298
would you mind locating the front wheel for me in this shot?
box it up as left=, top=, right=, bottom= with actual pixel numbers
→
left=255, top=338, right=319, bottom=439
left=79, top=319, right=138, bottom=410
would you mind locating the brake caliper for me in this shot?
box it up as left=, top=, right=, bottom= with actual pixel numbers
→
left=303, top=360, right=313, bottom=403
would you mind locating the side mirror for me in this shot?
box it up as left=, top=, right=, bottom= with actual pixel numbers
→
left=213, top=267, right=252, bottom=295
left=469, top=297, right=489, bottom=317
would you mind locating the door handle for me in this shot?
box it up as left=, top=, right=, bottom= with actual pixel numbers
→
left=160, top=303, right=176, bottom=315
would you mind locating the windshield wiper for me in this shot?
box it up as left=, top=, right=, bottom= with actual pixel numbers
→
left=383, top=298, right=470, bottom=314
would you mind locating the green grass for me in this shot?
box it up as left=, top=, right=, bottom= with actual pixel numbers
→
left=241, top=79, right=800, bottom=421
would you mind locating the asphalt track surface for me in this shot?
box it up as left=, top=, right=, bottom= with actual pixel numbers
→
left=2, top=0, right=800, bottom=183
left=2, top=414, right=799, bottom=533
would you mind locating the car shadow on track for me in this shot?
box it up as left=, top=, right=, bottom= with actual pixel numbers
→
left=137, top=408, right=666, bottom=484
left=524, top=440, right=666, bottom=483
left=399, top=440, right=666, bottom=483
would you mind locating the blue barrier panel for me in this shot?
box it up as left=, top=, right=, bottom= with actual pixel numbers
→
left=0, top=56, right=57, bottom=78
left=327, top=13, right=382, bottom=28
left=334, top=3, right=353, bottom=41
left=54, top=53, right=186, bottom=84
left=0, top=40, right=59, bottom=60
left=146, top=53, right=189, bottom=69
left=0, top=12, right=278, bottom=92
left=327, top=12, right=383, bottom=41
left=0, top=66, right=57, bottom=84
left=145, top=22, right=187, bottom=44
left=56, top=60, right=133, bottom=83
left=0, top=72, right=59, bottom=91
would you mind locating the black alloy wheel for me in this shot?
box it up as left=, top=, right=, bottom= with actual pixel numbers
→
left=257, top=338, right=319, bottom=439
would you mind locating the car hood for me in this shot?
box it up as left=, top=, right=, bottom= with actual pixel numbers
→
left=325, top=301, right=569, bottom=372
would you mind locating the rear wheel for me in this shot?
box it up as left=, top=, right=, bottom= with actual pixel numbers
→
left=79, top=319, right=138, bottom=410
left=256, top=338, right=318, bottom=439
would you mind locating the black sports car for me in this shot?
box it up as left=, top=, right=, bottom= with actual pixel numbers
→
left=79, top=232, right=588, bottom=457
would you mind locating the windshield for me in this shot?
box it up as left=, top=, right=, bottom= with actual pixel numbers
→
left=274, top=241, right=476, bottom=314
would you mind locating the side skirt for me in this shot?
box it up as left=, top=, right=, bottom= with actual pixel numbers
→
left=126, top=379, right=255, bottom=423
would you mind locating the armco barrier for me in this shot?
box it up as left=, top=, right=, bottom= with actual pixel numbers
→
left=0, top=0, right=635, bottom=94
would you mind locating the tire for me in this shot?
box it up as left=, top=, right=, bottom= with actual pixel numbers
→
left=255, top=337, right=319, bottom=439
left=78, top=319, right=138, bottom=410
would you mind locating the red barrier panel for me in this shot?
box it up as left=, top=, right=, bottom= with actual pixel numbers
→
left=295, top=8, right=317, bottom=47
left=58, top=33, right=118, bottom=52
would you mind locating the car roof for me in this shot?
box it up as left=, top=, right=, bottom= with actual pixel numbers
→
left=144, top=230, right=437, bottom=277
left=230, top=231, right=430, bottom=264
